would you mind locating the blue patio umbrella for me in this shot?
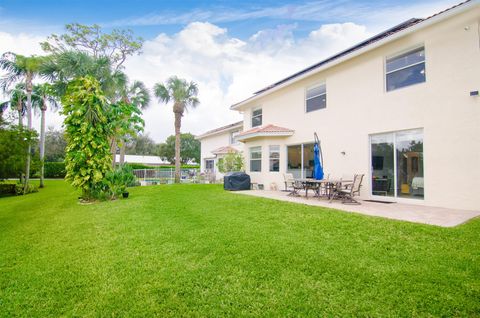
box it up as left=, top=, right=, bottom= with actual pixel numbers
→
left=313, top=132, right=324, bottom=180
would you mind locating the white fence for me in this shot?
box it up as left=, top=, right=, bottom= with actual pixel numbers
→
left=133, top=168, right=203, bottom=185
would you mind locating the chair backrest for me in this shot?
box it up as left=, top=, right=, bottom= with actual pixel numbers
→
left=352, top=174, right=364, bottom=194
left=284, top=173, right=295, bottom=185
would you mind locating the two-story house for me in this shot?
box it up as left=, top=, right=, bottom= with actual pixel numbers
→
left=199, top=0, right=480, bottom=211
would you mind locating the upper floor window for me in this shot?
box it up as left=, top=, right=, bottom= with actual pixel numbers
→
left=251, top=108, right=262, bottom=127
left=230, top=130, right=240, bottom=144
left=250, top=146, right=262, bottom=172
left=386, top=46, right=425, bottom=92
left=306, top=84, right=326, bottom=112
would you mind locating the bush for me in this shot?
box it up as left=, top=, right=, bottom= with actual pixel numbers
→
left=16, top=183, right=38, bottom=195
left=44, top=162, right=66, bottom=178
left=0, top=183, right=16, bottom=196
left=217, top=152, right=244, bottom=173
left=102, top=165, right=136, bottom=199
left=0, top=183, right=38, bottom=196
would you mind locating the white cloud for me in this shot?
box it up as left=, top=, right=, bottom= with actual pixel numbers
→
left=123, top=21, right=372, bottom=142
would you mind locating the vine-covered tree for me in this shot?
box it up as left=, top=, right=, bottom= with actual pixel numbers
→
left=61, top=76, right=113, bottom=199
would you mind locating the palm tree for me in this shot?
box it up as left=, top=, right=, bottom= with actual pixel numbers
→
left=117, top=80, right=150, bottom=164
left=1, top=83, right=27, bottom=127
left=154, top=76, right=199, bottom=183
left=0, top=52, right=46, bottom=192
left=32, top=84, right=59, bottom=188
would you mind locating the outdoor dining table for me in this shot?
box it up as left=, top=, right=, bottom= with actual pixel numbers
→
left=297, top=178, right=353, bottom=199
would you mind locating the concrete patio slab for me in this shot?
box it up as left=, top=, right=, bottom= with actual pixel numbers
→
left=233, top=190, right=480, bottom=227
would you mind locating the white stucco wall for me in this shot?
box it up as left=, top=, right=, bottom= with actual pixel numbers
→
left=237, top=7, right=480, bottom=211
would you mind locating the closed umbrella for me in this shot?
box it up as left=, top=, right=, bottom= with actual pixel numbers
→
left=313, top=132, right=324, bottom=180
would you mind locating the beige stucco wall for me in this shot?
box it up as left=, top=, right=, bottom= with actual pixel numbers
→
left=238, top=7, right=480, bottom=210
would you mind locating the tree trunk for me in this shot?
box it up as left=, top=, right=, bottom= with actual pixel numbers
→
left=39, top=102, right=47, bottom=188
left=174, top=110, right=182, bottom=183
left=110, top=137, right=117, bottom=168
left=24, top=73, right=33, bottom=194
left=17, top=100, right=23, bottom=127
left=119, top=141, right=126, bottom=165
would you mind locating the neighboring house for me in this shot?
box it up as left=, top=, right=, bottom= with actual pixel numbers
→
left=196, top=121, right=243, bottom=180
left=114, top=155, right=169, bottom=166
left=200, top=1, right=479, bottom=211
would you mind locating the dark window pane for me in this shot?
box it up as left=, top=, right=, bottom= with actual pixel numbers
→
left=252, top=108, right=262, bottom=117
left=252, top=115, right=262, bottom=127
left=386, top=47, right=425, bottom=73
left=250, top=160, right=261, bottom=172
left=306, top=84, right=326, bottom=99
left=386, top=63, right=425, bottom=91
left=269, top=159, right=279, bottom=172
left=306, top=94, right=326, bottom=112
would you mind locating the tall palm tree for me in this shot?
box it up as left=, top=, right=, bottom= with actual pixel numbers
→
left=154, top=76, right=199, bottom=183
left=117, top=80, right=150, bottom=164
left=1, top=83, right=27, bottom=127
left=32, top=84, right=59, bottom=188
left=0, top=52, right=46, bottom=192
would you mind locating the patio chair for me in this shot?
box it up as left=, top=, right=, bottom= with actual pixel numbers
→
left=330, top=174, right=364, bottom=204
left=283, top=173, right=295, bottom=191
left=284, top=173, right=304, bottom=196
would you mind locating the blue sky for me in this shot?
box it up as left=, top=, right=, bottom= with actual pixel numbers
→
left=0, top=0, right=459, bottom=39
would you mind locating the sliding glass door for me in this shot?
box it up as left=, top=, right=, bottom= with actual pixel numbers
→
left=370, top=129, right=424, bottom=200
left=287, top=143, right=314, bottom=178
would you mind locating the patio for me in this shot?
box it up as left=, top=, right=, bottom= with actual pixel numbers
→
left=233, top=189, right=480, bottom=227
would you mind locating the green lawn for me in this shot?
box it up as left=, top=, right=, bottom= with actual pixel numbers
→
left=0, top=181, right=479, bottom=317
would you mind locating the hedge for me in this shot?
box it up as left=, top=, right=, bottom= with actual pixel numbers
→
left=0, top=183, right=38, bottom=196
left=44, top=162, right=66, bottom=178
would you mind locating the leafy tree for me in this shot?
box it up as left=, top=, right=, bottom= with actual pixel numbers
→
left=41, top=23, right=143, bottom=71
left=217, top=152, right=244, bottom=173
left=158, top=133, right=200, bottom=164
left=44, top=127, right=67, bottom=162
left=61, top=76, right=113, bottom=199
left=0, top=52, right=47, bottom=193
left=125, top=133, right=157, bottom=155
left=154, top=76, right=199, bottom=183
left=0, top=119, right=37, bottom=180
left=114, top=79, right=150, bottom=165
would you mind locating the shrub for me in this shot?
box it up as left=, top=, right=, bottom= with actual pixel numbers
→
left=217, top=152, right=244, bottom=173
left=44, top=162, right=66, bottom=178
left=0, top=183, right=38, bottom=196
left=15, top=183, right=38, bottom=195
left=102, top=165, right=136, bottom=199
left=0, top=183, right=16, bottom=196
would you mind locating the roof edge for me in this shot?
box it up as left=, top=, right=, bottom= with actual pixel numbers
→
left=195, top=121, right=243, bottom=140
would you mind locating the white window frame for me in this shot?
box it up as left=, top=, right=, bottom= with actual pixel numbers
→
left=230, top=130, right=240, bottom=145
left=305, top=82, right=327, bottom=113
left=385, top=44, right=426, bottom=92
left=251, top=107, right=262, bottom=128
left=250, top=146, right=262, bottom=172
left=269, top=145, right=280, bottom=172
left=205, top=159, right=215, bottom=171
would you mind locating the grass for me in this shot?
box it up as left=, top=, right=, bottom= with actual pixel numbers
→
left=0, top=180, right=479, bottom=317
